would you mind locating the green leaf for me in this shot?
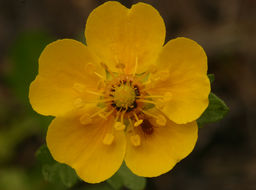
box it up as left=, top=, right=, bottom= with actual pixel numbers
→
left=42, top=163, right=60, bottom=184
left=120, top=164, right=146, bottom=190
left=85, top=183, right=113, bottom=190
left=107, top=173, right=123, bottom=190
left=36, top=144, right=78, bottom=188
left=198, top=93, right=229, bottom=126
left=208, top=74, right=215, bottom=83
left=36, top=144, right=55, bottom=165
left=58, top=164, right=78, bottom=188
left=108, top=163, right=146, bottom=190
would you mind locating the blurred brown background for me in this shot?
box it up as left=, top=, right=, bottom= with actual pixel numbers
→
left=0, top=0, right=256, bottom=190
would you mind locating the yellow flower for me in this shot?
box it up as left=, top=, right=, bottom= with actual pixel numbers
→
left=29, top=1, right=210, bottom=183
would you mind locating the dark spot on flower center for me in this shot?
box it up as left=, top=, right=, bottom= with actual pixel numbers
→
left=141, top=119, right=154, bottom=135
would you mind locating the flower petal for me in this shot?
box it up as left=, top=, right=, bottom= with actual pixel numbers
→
left=46, top=114, right=126, bottom=183
left=125, top=119, right=198, bottom=177
left=85, top=1, right=165, bottom=74
left=149, top=37, right=210, bottom=124
left=29, top=39, right=104, bottom=116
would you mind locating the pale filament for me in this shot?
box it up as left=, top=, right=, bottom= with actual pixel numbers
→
left=141, top=109, right=167, bottom=126
left=133, top=112, right=143, bottom=127
left=136, top=99, right=156, bottom=104
left=99, top=108, right=115, bottom=120
left=89, top=107, right=107, bottom=119
left=82, top=97, right=114, bottom=104
left=128, top=118, right=141, bottom=146
left=94, top=71, right=104, bottom=79
left=86, top=90, right=105, bottom=96
left=101, top=62, right=116, bottom=78
left=114, top=110, right=126, bottom=131
left=133, top=56, right=138, bottom=76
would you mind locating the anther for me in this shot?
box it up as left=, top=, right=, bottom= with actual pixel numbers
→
left=116, top=63, right=125, bottom=69
left=80, top=114, right=92, bottom=125
left=73, top=83, right=85, bottom=93
left=133, top=113, right=143, bottom=127
left=156, top=99, right=165, bottom=108
left=86, top=90, right=104, bottom=96
left=148, top=65, right=157, bottom=74
left=100, top=109, right=115, bottom=120
left=89, top=107, right=107, bottom=118
left=134, top=119, right=143, bottom=127
left=156, top=115, right=167, bottom=126
left=102, top=133, right=114, bottom=145
left=73, top=98, right=84, bottom=108
left=114, top=122, right=125, bottom=131
left=158, top=71, right=170, bottom=81
left=97, top=80, right=104, bottom=90
left=163, top=92, right=172, bottom=102
left=130, top=134, right=141, bottom=147
left=142, top=110, right=166, bottom=126
left=134, top=120, right=143, bottom=127
left=133, top=56, right=138, bottom=76
left=94, top=72, right=104, bottom=79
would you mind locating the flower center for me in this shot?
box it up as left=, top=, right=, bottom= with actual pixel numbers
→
left=112, top=82, right=136, bottom=109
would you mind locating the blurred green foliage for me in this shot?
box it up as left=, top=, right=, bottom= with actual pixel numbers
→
left=6, top=31, right=54, bottom=107
left=0, top=31, right=55, bottom=190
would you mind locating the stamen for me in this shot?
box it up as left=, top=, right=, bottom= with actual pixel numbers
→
left=133, top=57, right=138, bottom=76
left=89, top=107, right=107, bottom=118
left=80, top=114, right=92, bottom=125
left=100, top=108, right=115, bottom=120
left=81, top=98, right=114, bottom=104
left=73, top=98, right=84, bottom=108
left=138, top=95, right=163, bottom=99
left=163, top=92, right=173, bottom=102
left=156, top=115, right=167, bottom=126
left=114, top=122, right=125, bottom=131
left=102, top=133, right=114, bottom=145
left=114, top=110, right=126, bottom=131
left=101, top=62, right=116, bottom=78
left=73, top=83, right=85, bottom=93
left=141, top=110, right=157, bottom=119
left=136, top=99, right=156, bottom=104
left=97, top=80, right=104, bottom=90
left=148, top=65, right=157, bottom=74
left=158, top=71, right=170, bottom=81
left=130, top=134, right=141, bottom=147
left=94, top=72, right=104, bottom=79
left=155, top=99, right=165, bottom=108
left=142, top=110, right=166, bottom=126
left=140, top=86, right=155, bottom=92
left=154, top=71, right=170, bottom=81
left=133, top=112, right=143, bottom=127
left=86, top=90, right=104, bottom=96
left=134, top=120, right=143, bottom=127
